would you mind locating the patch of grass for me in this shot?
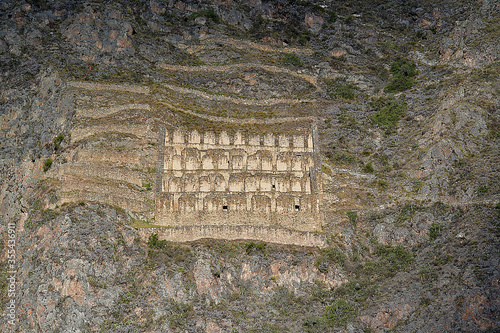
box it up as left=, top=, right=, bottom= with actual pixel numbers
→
left=395, top=204, right=418, bottom=226
left=89, top=276, right=107, bottom=289
left=413, top=180, right=424, bottom=193
left=43, top=158, right=53, bottom=172
left=41, top=208, right=57, bottom=220
left=327, top=11, right=337, bottom=23
left=347, top=211, right=357, bottom=228
left=385, top=58, right=417, bottom=92
left=131, top=219, right=163, bottom=228
left=418, top=266, right=438, bottom=282
left=142, top=183, right=152, bottom=191
left=481, top=16, right=500, bottom=43
left=338, top=112, right=357, bottom=127
left=429, top=223, right=443, bottom=242
left=370, top=95, right=407, bottom=133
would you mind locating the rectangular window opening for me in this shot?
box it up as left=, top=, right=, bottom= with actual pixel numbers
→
left=295, top=205, right=300, bottom=211
left=223, top=205, right=228, bottom=211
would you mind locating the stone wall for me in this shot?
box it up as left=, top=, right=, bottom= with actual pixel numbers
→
left=137, top=225, right=327, bottom=248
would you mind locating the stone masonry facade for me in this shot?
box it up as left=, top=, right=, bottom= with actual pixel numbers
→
left=155, top=125, right=322, bottom=233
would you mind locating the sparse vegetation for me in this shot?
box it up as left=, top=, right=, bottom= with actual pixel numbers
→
left=370, top=95, right=407, bottom=132
left=362, top=162, right=374, bottom=173
left=385, top=58, right=417, bottom=92
left=189, top=9, right=221, bottom=23
left=245, top=241, right=267, bottom=254
left=2, top=2, right=499, bottom=332
left=147, top=234, right=192, bottom=266
left=131, top=219, right=162, bottom=228
left=315, top=248, right=347, bottom=273
left=43, top=158, right=53, bottom=172
left=325, top=150, right=356, bottom=165
left=347, top=211, right=357, bottom=228
left=323, top=299, right=357, bottom=327
left=169, top=302, right=195, bottom=330
left=429, top=223, right=443, bottom=241
left=324, top=78, right=356, bottom=99
left=53, top=134, right=64, bottom=150
left=476, top=185, right=488, bottom=194
left=281, top=53, right=303, bottom=66
left=371, top=179, right=388, bottom=191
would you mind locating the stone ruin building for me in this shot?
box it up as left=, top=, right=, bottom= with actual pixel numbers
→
left=153, top=125, right=323, bottom=242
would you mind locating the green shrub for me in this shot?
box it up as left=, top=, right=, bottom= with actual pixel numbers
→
left=371, top=179, right=388, bottom=191
left=323, top=299, right=356, bottom=327
left=327, top=11, right=337, bottom=23
left=43, top=158, right=53, bottom=172
left=282, top=53, right=303, bottom=66
left=370, top=96, right=407, bottom=132
left=147, top=233, right=166, bottom=249
left=413, top=180, right=423, bottom=193
left=53, top=134, right=64, bottom=150
left=245, top=241, right=267, bottom=254
left=362, top=162, right=374, bottom=173
left=385, top=58, right=417, bottom=92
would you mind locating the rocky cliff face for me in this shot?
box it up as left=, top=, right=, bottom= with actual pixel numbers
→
left=0, top=0, right=499, bottom=332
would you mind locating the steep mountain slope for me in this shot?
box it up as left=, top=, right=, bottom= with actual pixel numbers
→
left=0, top=0, right=498, bottom=332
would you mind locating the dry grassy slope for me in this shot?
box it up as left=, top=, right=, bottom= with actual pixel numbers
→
left=0, top=0, right=499, bottom=332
